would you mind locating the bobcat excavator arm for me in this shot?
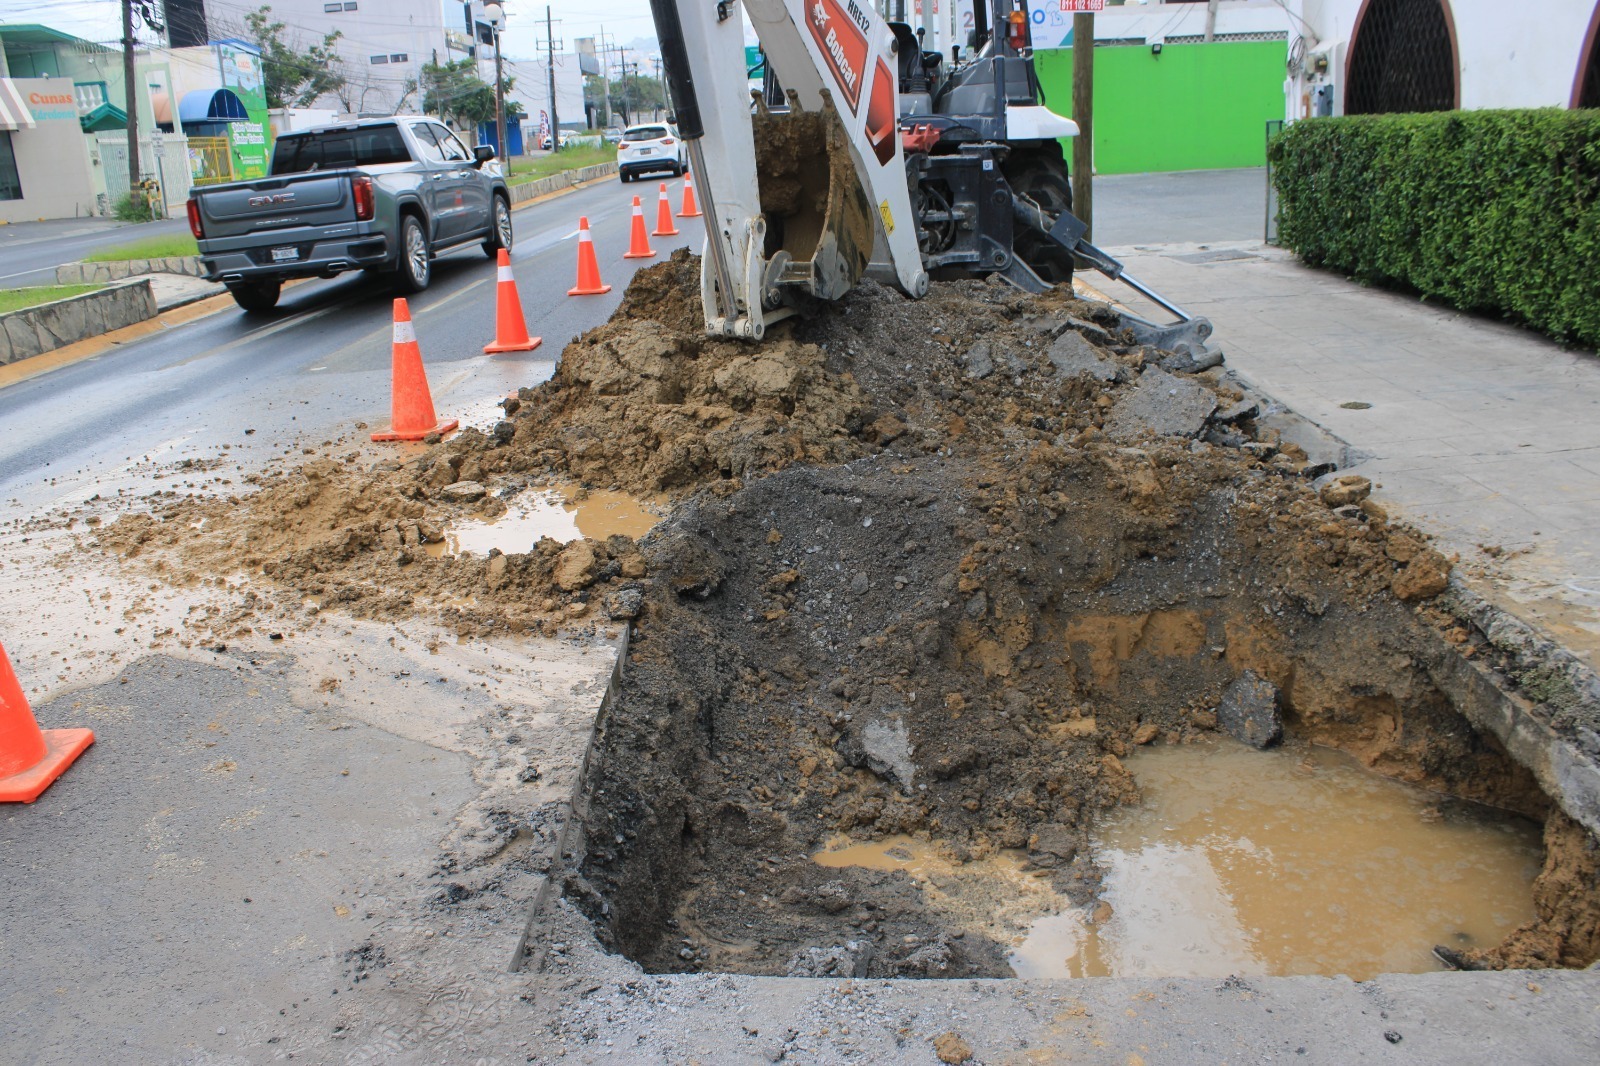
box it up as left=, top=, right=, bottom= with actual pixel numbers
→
left=650, top=0, right=927, bottom=340
left=650, top=0, right=1217, bottom=365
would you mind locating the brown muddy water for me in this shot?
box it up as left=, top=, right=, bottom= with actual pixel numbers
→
left=811, top=737, right=1541, bottom=981
left=1015, top=737, right=1541, bottom=980
left=425, top=486, right=660, bottom=557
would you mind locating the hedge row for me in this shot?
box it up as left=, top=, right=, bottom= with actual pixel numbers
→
left=1268, top=109, right=1600, bottom=349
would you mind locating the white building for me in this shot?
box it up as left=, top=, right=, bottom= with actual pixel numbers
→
left=170, top=0, right=450, bottom=114
left=1279, top=0, right=1599, bottom=118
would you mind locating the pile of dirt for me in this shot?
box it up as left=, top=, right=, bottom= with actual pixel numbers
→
left=86, top=251, right=1600, bottom=976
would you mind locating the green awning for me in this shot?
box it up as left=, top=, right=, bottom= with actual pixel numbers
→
left=79, top=101, right=126, bottom=133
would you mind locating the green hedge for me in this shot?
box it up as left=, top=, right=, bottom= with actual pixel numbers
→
left=1269, top=109, right=1600, bottom=349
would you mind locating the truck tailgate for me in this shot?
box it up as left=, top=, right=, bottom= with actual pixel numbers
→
left=194, top=173, right=357, bottom=237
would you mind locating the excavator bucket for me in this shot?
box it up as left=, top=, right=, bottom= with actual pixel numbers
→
left=752, top=106, right=874, bottom=302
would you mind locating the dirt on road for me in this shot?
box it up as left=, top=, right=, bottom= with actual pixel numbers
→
left=88, top=249, right=1599, bottom=979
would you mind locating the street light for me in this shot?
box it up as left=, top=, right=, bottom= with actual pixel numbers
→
left=484, top=2, right=507, bottom=163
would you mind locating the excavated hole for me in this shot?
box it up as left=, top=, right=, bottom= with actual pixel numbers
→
left=566, top=452, right=1584, bottom=981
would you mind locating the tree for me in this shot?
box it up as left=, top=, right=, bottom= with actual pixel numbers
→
left=608, top=73, right=666, bottom=124
left=244, top=5, right=346, bottom=108
left=416, top=58, right=515, bottom=131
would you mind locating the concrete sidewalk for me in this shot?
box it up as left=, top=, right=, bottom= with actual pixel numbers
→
left=1105, top=239, right=1600, bottom=661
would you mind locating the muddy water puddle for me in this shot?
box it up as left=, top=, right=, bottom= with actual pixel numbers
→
left=819, top=737, right=1542, bottom=981
left=425, top=486, right=660, bottom=557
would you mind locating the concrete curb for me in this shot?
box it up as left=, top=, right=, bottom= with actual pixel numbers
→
left=0, top=280, right=157, bottom=366
left=55, top=256, right=205, bottom=284
left=509, top=162, right=618, bottom=205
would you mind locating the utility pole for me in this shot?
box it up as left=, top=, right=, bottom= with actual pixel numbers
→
left=1204, top=0, right=1219, bottom=42
left=121, top=0, right=141, bottom=195
left=545, top=6, right=560, bottom=152
left=1071, top=12, right=1093, bottom=242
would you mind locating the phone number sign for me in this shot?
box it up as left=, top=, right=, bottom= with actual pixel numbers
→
left=1059, top=0, right=1105, bottom=11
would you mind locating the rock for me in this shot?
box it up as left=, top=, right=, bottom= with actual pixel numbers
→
left=491, top=420, right=516, bottom=444
left=785, top=941, right=872, bottom=978
left=604, top=586, right=645, bottom=620
left=439, top=480, right=486, bottom=502
left=933, top=1032, right=974, bottom=1064
left=1027, top=823, right=1078, bottom=867
left=1064, top=316, right=1113, bottom=346
left=860, top=716, right=916, bottom=790
left=552, top=540, right=600, bottom=591
left=1393, top=548, right=1451, bottom=601
left=1132, top=722, right=1160, bottom=745
left=1212, top=397, right=1259, bottom=424
left=962, top=341, right=995, bottom=380
left=1319, top=474, right=1372, bottom=507
left=1103, top=367, right=1218, bottom=442
left=1216, top=670, right=1282, bottom=749
left=1046, top=330, right=1119, bottom=382
left=895, top=939, right=956, bottom=977
left=1360, top=497, right=1389, bottom=526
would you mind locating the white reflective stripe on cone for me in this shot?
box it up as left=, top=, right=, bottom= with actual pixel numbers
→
left=497, top=266, right=514, bottom=282
left=393, top=320, right=417, bottom=345
left=578, top=229, right=592, bottom=242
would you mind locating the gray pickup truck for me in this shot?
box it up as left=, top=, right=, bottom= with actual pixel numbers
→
left=187, top=116, right=513, bottom=312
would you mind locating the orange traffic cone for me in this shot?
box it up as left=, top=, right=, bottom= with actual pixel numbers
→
left=622, top=195, right=656, bottom=259
left=483, top=249, right=542, bottom=354
left=653, top=182, right=680, bottom=237
left=371, top=299, right=460, bottom=442
left=679, top=171, right=702, bottom=218
left=567, top=216, right=612, bottom=296
left=1, top=640, right=93, bottom=803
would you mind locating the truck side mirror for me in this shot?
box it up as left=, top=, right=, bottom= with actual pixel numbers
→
left=472, top=144, right=495, bottom=167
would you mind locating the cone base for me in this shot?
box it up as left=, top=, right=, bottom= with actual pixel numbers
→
left=622, top=250, right=657, bottom=259
left=678, top=208, right=702, bottom=218
left=484, top=336, right=543, bottom=354
left=653, top=227, right=680, bottom=237
left=372, top=418, right=460, bottom=443
left=0, top=727, right=94, bottom=803
left=568, top=283, right=612, bottom=295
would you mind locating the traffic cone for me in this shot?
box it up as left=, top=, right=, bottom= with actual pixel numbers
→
left=567, top=216, right=612, bottom=296
left=483, top=249, right=542, bottom=354
left=653, top=182, right=680, bottom=237
left=371, top=299, right=460, bottom=442
left=623, top=195, right=656, bottom=259
left=679, top=170, right=702, bottom=218
left=0, top=640, right=93, bottom=803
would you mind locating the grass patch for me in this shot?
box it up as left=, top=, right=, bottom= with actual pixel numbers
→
left=0, top=285, right=104, bottom=314
left=84, top=234, right=200, bottom=263
left=507, top=144, right=615, bottom=185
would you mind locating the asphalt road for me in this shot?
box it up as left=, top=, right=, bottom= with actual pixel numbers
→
left=0, top=176, right=704, bottom=513
left=0, top=216, right=194, bottom=287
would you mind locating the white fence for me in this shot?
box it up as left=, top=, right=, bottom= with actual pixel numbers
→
left=95, top=132, right=194, bottom=217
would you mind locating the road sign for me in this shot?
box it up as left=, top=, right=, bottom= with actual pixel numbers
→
left=1059, top=0, right=1104, bottom=11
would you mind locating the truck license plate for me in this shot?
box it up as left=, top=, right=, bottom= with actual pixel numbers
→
left=271, top=246, right=299, bottom=262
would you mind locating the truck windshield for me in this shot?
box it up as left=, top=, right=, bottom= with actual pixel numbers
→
left=271, top=125, right=411, bottom=173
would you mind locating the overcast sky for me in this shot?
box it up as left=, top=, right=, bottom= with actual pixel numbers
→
left=0, top=0, right=665, bottom=62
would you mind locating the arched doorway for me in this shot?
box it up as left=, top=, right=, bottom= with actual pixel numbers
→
left=1346, top=0, right=1459, bottom=114
left=1575, top=3, right=1600, bottom=107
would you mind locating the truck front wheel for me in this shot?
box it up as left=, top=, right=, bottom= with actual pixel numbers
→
left=393, top=215, right=431, bottom=293
left=226, top=279, right=281, bottom=314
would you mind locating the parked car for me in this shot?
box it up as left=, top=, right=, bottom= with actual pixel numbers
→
left=617, top=123, right=684, bottom=182
left=539, top=130, right=574, bottom=151
left=186, top=116, right=512, bottom=312
left=602, top=126, right=623, bottom=145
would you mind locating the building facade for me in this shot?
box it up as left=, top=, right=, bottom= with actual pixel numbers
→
left=168, top=0, right=450, bottom=115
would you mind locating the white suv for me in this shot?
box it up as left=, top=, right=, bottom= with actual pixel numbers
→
left=617, top=123, right=685, bottom=182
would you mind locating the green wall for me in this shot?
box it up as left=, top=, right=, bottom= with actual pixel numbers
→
left=1034, top=40, right=1287, bottom=175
